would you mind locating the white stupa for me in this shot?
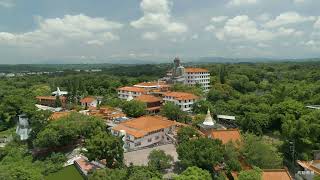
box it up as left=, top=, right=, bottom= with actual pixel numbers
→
left=203, top=109, right=215, bottom=126
left=126, top=92, right=134, bottom=101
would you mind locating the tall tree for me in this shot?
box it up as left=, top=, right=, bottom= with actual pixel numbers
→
left=174, top=166, right=212, bottom=180
left=238, top=167, right=262, bottom=180
left=148, top=149, right=173, bottom=172
left=176, top=126, right=200, bottom=144
left=161, top=102, right=191, bottom=123
left=177, top=137, right=224, bottom=171
left=122, top=100, right=146, bottom=118
left=84, top=131, right=124, bottom=168
left=241, top=134, right=283, bottom=169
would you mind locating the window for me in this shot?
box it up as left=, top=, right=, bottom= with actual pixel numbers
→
left=135, top=142, right=141, bottom=146
left=148, top=138, right=152, bottom=142
left=155, top=136, right=159, bottom=140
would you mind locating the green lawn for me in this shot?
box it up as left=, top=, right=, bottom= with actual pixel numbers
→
left=46, top=165, right=84, bottom=180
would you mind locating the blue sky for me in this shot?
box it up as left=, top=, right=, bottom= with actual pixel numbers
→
left=0, top=0, right=320, bottom=64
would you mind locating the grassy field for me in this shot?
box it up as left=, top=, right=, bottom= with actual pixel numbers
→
left=46, top=165, right=84, bottom=180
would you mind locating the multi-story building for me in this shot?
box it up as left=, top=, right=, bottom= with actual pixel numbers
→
left=117, top=86, right=147, bottom=100
left=185, top=68, right=211, bottom=92
left=163, top=57, right=211, bottom=92
left=135, top=95, right=162, bottom=113
left=111, top=115, right=177, bottom=150
left=163, top=91, right=199, bottom=112
left=36, top=96, right=67, bottom=108
left=134, top=81, right=170, bottom=92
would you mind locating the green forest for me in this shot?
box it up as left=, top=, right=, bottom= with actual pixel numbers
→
left=0, top=62, right=319, bottom=179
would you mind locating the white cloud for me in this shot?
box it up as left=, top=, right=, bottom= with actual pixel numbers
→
left=205, top=25, right=216, bottom=32
left=191, top=34, right=199, bottom=40
left=257, top=43, right=270, bottom=48
left=293, top=0, right=305, bottom=4
left=207, top=15, right=305, bottom=42
left=228, top=0, right=257, bottom=6
left=214, top=15, right=274, bottom=41
left=314, top=17, right=320, bottom=29
left=130, top=0, right=187, bottom=33
left=264, top=12, right=315, bottom=28
left=277, top=27, right=304, bottom=36
left=257, top=13, right=271, bottom=22
left=0, top=14, right=122, bottom=47
left=211, top=16, right=228, bottom=23
left=142, top=32, right=159, bottom=40
left=0, top=0, right=14, bottom=8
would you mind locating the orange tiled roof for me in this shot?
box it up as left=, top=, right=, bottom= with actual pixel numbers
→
left=112, top=115, right=176, bottom=138
left=134, top=81, right=170, bottom=88
left=297, top=160, right=320, bottom=175
left=117, top=86, right=147, bottom=93
left=135, top=95, right=161, bottom=103
left=262, top=169, right=292, bottom=180
left=185, top=68, right=209, bottom=73
left=36, top=96, right=66, bottom=100
left=50, top=112, right=70, bottom=120
left=80, top=97, right=96, bottom=103
left=164, top=92, right=199, bottom=100
left=232, top=169, right=292, bottom=180
left=75, top=157, right=100, bottom=173
left=209, top=129, right=241, bottom=144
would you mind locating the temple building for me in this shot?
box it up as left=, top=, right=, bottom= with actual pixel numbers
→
left=135, top=95, right=162, bottom=113
left=36, top=96, right=67, bottom=108
left=111, top=116, right=177, bottom=150
left=134, top=81, right=170, bottom=92
left=36, top=87, right=68, bottom=108
left=117, top=86, right=147, bottom=100
left=198, top=109, right=226, bottom=132
left=163, top=57, right=211, bottom=92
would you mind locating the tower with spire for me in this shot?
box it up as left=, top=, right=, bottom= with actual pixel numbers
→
left=198, top=108, right=225, bottom=132
left=203, top=109, right=215, bottom=126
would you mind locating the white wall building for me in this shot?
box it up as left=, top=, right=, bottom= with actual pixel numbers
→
left=112, top=116, right=177, bottom=150
left=163, top=92, right=199, bottom=112
left=184, top=68, right=211, bottom=92
left=80, top=97, right=99, bottom=108
left=165, top=57, right=211, bottom=92
left=117, top=86, right=147, bottom=100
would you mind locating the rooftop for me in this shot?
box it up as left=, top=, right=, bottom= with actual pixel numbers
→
left=74, top=157, right=101, bottom=175
left=232, top=168, right=292, bottom=180
left=262, top=169, right=292, bottom=180
left=113, top=115, right=176, bottom=138
left=209, top=129, right=241, bottom=144
left=134, top=81, right=170, bottom=88
left=135, top=95, right=162, bottom=103
left=117, top=86, right=147, bottom=93
left=185, top=68, right=209, bottom=73
left=297, top=160, right=320, bottom=175
left=164, top=91, right=199, bottom=100
left=36, top=96, right=66, bottom=100
left=80, top=97, right=96, bottom=103
left=50, top=112, right=71, bottom=120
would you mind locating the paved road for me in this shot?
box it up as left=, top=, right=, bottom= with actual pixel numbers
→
left=124, top=144, right=178, bottom=166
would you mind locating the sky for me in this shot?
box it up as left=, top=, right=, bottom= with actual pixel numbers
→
left=0, top=0, right=320, bottom=64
